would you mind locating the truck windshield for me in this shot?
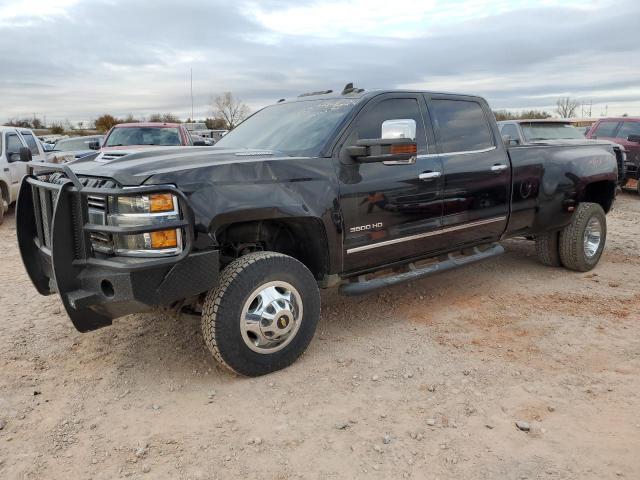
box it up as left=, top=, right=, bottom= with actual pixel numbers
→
left=521, top=123, right=585, bottom=141
left=215, top=99, right=357, bottom=156
left=105, top=127, right=181, bottom=147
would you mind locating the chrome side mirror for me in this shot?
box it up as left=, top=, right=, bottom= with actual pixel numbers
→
left=381, top=119, right=416, bottom=140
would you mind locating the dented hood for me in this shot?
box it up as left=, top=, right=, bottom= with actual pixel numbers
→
left=66, top=146, right=297, bottom=185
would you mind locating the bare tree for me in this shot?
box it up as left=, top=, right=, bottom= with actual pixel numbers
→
left=556, top=97, right=580, bottom=118
left=493, top=109, right=551, bottom=121
left=211, top=92, right=250, bottom=129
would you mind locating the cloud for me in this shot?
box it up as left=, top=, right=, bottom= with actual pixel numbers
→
left=1, top=0, right=639, bottom=124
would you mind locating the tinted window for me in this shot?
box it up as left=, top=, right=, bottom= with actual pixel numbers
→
left=347, top=97, right=426, bottom=150
left=56, top=136, right=101, bottom=151
left=520, top=123, right=585, bottom=141
left=6, top=133, right=23, bottom=154
left=430, top=100, right=494, bottom=153
left=105, top=127, right=181, bottom=147
left=593, top=121, right=619, bottom=138
left=21, top=132, right=40, bottom=155
left=500, top=124, right=520, bottom=142
left=216, top=99, right=356, bottom=156
left=616, top=121, right=640, bottom=139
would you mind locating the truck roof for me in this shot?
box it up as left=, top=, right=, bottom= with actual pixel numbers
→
left=277, top=86, right=484, bottom=104
left=594, top=117, right=640, bottom=122
left=498, top=119, right=573, bottom=124
left=113, top=122, right=182, bottom=128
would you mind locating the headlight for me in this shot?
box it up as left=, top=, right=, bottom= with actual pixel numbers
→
left=105, top=193, right=182, bottom=256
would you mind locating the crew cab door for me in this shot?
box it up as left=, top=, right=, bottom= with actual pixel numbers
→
left=334, top=93, right=444, bottom=273
left=425, top=95, right=510, bottom=245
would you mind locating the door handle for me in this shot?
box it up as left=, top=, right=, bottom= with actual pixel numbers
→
left=491, top=164, right=508, bottom=173
left=418, top=171, right=442, bottom=181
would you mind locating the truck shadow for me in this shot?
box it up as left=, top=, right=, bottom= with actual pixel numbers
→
left=110, top=239, right=544, bottom=380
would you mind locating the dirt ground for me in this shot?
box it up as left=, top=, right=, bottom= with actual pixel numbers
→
left=0, top=193, right=639, bottom=480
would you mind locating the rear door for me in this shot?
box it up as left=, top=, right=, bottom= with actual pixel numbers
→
left=335, top=93, right=445, bottom=272
left=425, top=95, right=510, bottom=246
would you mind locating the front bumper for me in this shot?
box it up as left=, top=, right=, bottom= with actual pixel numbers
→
left=17, top=162, right=219, bottom=332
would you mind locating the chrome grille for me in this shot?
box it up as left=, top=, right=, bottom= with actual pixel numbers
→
left=31, top=174, right=118, bottom=257
left=33, top=186, right=58, bottom=248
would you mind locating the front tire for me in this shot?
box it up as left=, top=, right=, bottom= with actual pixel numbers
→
left=559, top=202, right=606, bottom=272
left=201, top=252, right=320, bottom=376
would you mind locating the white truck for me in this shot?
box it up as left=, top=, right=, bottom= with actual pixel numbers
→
left=183, top=122, right=228, bottom=143
left=0, top=126, right=46, bottom=224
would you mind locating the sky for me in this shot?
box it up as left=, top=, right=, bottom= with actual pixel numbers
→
left=1, top=0, right=639, bottom=125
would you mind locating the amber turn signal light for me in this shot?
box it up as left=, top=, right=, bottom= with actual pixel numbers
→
left=390, top=143, right=417, bottom=155
left=149, top=193, right=175, bottom=213
left=149, top=229, right=178, bottom=249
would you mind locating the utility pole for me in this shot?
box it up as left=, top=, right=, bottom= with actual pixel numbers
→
left=190, top=68, right=194, bottom=122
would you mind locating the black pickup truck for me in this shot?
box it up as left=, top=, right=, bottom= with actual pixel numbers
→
left=17, top=85, right=618, bottom=376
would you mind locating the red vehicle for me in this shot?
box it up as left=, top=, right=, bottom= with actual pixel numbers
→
left=96, top=122, right=204, bottom=161
left=586, top=118, right=640, bottom=193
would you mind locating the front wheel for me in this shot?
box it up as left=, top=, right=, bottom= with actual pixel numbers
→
left=201, top=252, right=320, bottom=376
left=559, top=202, right=607, bottom=272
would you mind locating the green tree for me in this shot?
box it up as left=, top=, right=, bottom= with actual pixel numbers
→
left=94, top=114, right=120, bottom=133
left=50, top=123, right=64, bottom=134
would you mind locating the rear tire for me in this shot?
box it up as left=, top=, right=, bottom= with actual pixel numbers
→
left=0, top=198, right=7, bottom=225
left=201, top=251, right=320, bottom=377
left=535, top=231, right=561, bottom=267
left=559, top=202, right=606, bottom=272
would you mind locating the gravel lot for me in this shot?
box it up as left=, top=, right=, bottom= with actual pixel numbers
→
left=1, top=193, right=639, bottom=480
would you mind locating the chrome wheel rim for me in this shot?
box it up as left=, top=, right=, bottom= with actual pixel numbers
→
left=240, top=281, right=303, bottom=354
left=583, top=217, right=602, bottom=259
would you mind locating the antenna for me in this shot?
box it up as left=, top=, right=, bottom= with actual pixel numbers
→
left=341, top=82, right=364, bottom=95
left=190, top=68, right=194, bottom=121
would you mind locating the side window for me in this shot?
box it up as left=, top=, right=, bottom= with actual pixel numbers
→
left=21, top=132, right=40, bottom=155
left=616, top=121, right=640, bottom=139
left=500, top=124, right=520, bottom=143
left=6, top=133, right=24, bottom=154
left=430, top=99, right=494, bottom=153
left=593, top=121, right=619, bottom=138
left=347, top=98, right=426, bottom=151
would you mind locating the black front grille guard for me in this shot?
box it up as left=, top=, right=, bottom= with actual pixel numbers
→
left=17, top=161, right=195, bottom=331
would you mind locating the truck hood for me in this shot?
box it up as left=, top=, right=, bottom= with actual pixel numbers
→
left=66, top=146, right=295, bottom=185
